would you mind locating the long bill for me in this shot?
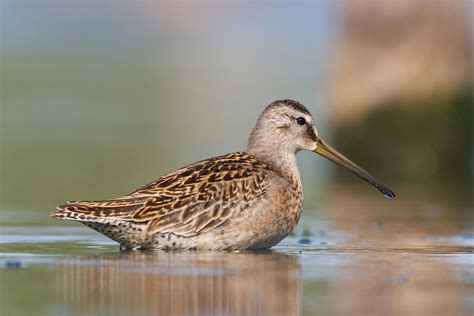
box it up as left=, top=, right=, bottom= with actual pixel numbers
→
left=314, top=138, right=396, bottom=199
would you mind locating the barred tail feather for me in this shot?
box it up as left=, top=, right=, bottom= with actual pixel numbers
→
left=51, top=202, right=147, bottom=249
left=51, top=200, right=140, bottom=222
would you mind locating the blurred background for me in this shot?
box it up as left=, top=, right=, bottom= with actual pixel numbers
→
left=0, top=0, right=472, bottom=210
left=1, top=1, right=473, bottom=316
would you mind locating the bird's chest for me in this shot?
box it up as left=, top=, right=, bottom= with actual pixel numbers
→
left=270, top=181, right=303, bottom=233
left=238, top=179, right=303, bottom=248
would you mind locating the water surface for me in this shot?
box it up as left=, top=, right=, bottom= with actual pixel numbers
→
left=1, top=184, right=473, bottom=316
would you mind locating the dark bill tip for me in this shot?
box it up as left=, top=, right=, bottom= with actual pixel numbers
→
left=375, top=183, right=396, bottom=199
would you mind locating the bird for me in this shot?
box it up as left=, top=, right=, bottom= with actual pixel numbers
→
left=51, top=100, right=395, bottom=250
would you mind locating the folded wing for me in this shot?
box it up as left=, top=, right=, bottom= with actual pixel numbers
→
left=52, top=152, right=269, bottom=237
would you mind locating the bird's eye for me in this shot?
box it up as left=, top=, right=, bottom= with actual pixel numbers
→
left=296, top=117, right=306, bottom=125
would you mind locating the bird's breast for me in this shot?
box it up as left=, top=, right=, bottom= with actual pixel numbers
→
left=230, top=174, right=303, bottom=249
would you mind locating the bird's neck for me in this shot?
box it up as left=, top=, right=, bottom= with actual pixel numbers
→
left=246, top=143, right=301, bottom=187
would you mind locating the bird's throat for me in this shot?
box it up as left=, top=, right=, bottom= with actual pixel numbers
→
left=246, top=145, right=301, bottom=187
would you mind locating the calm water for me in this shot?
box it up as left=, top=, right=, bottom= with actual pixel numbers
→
left=0, top=183, right=473, bottom=316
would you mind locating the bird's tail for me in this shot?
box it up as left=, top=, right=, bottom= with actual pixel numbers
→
left=51, top=199, right=148, bottom=249
left=51, top=198, right=145, bottom=222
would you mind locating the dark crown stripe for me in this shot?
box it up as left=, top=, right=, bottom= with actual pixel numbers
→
left=266, top=99, right=311, bottom=116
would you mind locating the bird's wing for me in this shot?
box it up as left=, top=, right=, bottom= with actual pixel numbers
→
left=54, top=152, right=270, bottom=237
left=128, top=152, right=269, bottom=236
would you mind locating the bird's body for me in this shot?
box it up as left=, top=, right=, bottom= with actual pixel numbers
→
left=52, top=100, right=394, bottom=250
left=54, top=152, right=302, bottom=250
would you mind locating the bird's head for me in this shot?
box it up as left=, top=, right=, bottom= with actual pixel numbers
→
left=247, top=99, right=395, bottom=198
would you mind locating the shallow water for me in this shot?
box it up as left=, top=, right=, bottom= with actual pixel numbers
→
left=1, top=184, right=473, bottom=316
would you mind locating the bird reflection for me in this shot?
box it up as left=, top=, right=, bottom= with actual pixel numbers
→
left=56, top=251, right=300, bottom=315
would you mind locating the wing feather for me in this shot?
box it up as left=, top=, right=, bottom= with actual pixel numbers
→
left=130, top=152, right=270, bottom=236
left=53, top=152, right=271, bottom=237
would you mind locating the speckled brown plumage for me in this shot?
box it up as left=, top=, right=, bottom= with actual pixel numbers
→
left=52, top=99, right=394, bottom=250
left=52, top=152, right=300, bottom=250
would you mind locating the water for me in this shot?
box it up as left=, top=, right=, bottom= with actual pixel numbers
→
left=1, top=183, right=472, bottom=316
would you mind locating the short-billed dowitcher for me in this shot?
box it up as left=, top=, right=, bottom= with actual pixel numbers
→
left=52, top=100, right=395, bottom=250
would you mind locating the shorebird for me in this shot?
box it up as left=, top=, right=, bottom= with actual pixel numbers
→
left=52, top=100, right=395, bottom=250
